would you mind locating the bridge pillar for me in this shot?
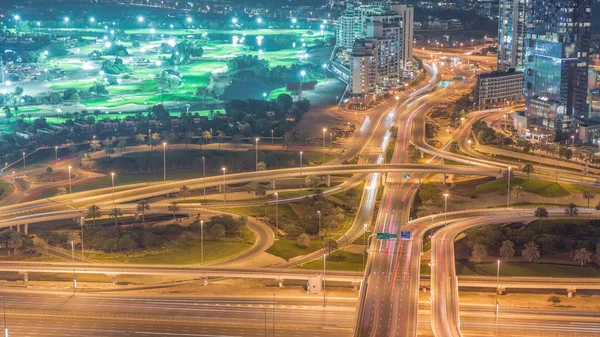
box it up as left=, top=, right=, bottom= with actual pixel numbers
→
left=16, top=225, right=20, bottom=233
left=24, top=224, right=28, bottom=234
left=271, top=179, right=276, bottom=189
left=421, top=287, right=428, bottom=292
left=201, top=276, right=208, bottom=286
left=496, top=287, right=505, bottom=295
left=568, top=289, right=576, bottom=297
left=19, top=271, right=28, bottom=282
left=107, top=275, right=119, bottom=284
left=276, top=279, right=283, bottom=288
left=420, top=150, right=424, bottom=159
left=326, top=175, right=331, bottom=187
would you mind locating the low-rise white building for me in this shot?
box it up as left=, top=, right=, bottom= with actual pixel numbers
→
left=474, top=69, right=524, bottom=108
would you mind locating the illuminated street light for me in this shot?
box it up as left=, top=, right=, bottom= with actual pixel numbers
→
left=443, top=193, right=449, bottom=225
left=255, top=137, right=259, bottom=170
left=299, top=151, right=303, bottom=167
left=507, top=166, right=511, bottom=207
left=68, top=166, right=72, bottom=193
left=222, top=167, right=227, bottom=203
left=274, top=192, right=279, bottom=235
left=232, top=17, right=238, bottom=24
left=322, top=128, right=327, bottom=163
left=162, top=142, right=167, bottom=181
left=111, top=172, right=116, bottom=203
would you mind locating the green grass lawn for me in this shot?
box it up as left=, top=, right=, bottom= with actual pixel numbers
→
left=87, top=238, right=253, bottom=264
left=297, top=250, right=364, bottom=271
left=465, top=262, right=600, bottom=278
left=0, top=180, right=14, bottom=201
left=266, top=237, right=320, bottom=261
left=332, top=182, right=365, bottom=207
left=418, top=183, right=444, bottom=207
left=476, top=178, right=570, bottom=198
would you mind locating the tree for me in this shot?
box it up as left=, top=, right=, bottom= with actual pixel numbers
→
left=471, top=243, right=488, bottom=262
left=296, top=233, right=310, bottom=248
left=184, top=131, right=194, bottom=149
left=534, top=207, right=548, bottom=230
left=7, top=231, right=24, bottom=256
left=168, top=201, right=180, bottom=219
left=547, top=295, right=561, bottom=306
left=30, top=238, right=48, bottom=256
left=117, top=139, right=127, bottom=153
left=46, top=167, right=53, bottom=175
left=231, top=134, right=242, bottom=149
left=136, top=200, right=150, bottom=225
left=522, top=164, right=534, bottom=181
left=55, top=187, right=67, bottom=196
left=110, top=207, right=123, bottom=227
left=582, top=191, right=595, bottom=207
left=257, top=161, right=267, bottom=171
left=573, top=248, right=592, bottom=266
left=499, top=240, right=515, bottom=258
left=80, top=156, right=95, bottom=169
left=565, top=202, right=578, bottom=217
left=237, top=215, right=248, bottom=236
left=305, top=175, right=319, bottom=188
left=87, top=205, right=101, bottom=226
left=209, top=223, right=226, bottom=239
left=104, top=145, right=114, bottom=158
left=283, top=131, right=294, bottom=149
left=201, top=130, right=212, bottom=143
left=323, top=236, right=338, bottom=254
left=179, top=185, right=190, bottom=200
left=90, top=140, right=102, bottom=152
left=155, top=70, right=181, bottom=92
left=522, top=241, right=540, bottom=262
left=511, top=185, right=524, bottom=204
left=135, top=134, right=146, bottom=145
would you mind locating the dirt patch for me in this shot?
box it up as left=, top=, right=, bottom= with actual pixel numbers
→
left=295, top=105, right=364, bottom=140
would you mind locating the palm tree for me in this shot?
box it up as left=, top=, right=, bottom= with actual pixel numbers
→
left=30, top=238, right=49, bottom=256
left=135, top=134, right=146, bottom=145
left=512, top=185, right=524, bottom=203
left=471, top=244, right=487, bottom=262
left=55, top=187, right=67, bottom=196
left=179, top=185, right=190, bottom=200
left=522, top=241, right=540, bottom=262
left=582, top=191, right=595, bottom=207
left=136, top=200, right=150, bottom=224
left=7, top=231, right=24, bottom=256
left=565, top=202, right=578, bottom=217
left=217, top=131, right=225, bottom=150
left=256, top=161, right=267, bottom=171
left=297, top=234, right=310, bottom=248
left=522, top=163, right=534, bottom=181
left=110, top=207, right=123, bottom=227
left=534, top=207, right=549, bottom=230
left=323, top=237, right=338, bottom=254
left=499, top=240, right=515, bottom=258
left=201, top=130, right=212, bottom=144
left=231, top=134, right=242, bottom=149
left=184, top=131, right=194, bottom=149
left=87, top=205, right=101, bottom=226
left=117, top=139, right=127, bottom=153
left=168, top=201, right=180, bottom=220
left=573, top=248, right=592, bottom=266
left=237, top=215, right=248, bottom=236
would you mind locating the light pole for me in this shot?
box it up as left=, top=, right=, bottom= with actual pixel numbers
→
left=507, top=166, right=511, bottom=207
left=299, top=151, right=303, bottom=167
left=271, top=129, right=274, bottom=146
left=322, top=128, right=326, bottom=163
left=275, top=192, right=279, bottom=236
left=55, top=146, right=58, bottom=162
left=111, top=172, right=115, bottom=203
left=317, top=210, right=322, bottom=249
left=443, top=193, right=449, bottom=225
left=255, top=137, right=259, bottom=170
left=200, top=220, right=204, bottom=264
left=80, top=217, right=85, bottom=261
left=222, top=167, right=227, bottom=203
left=322, top=253, right=327, bottom=307
left=362, top=223, right=368, bottom=271
left=68, top=166, right=72, bottom=193
left=496, top=260, right=500, bottom=291
left=2, top=282, right=7, bottom=337
left=22, top=152, right=25, bottom=170
left=64, top=17, right=69, bottom=30
left=202, top=156, right=206, bottom=198
left=322, top=63, right=327, bottom=82
left=70, top=240, right=76, bottom=290
left=162, top=142, right=167, bottom=181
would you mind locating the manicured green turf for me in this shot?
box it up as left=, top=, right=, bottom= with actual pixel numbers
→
left=266, top=237, right=320, bottom=261
left=476, top=178, right=570, bottom=198
left=0, top=180, right=14, bottom=201
left=465, top=262, right=600, bottom=278
left=418, top=183, right=444, bottom=207
left=332, top=182, right=365, bottom=207
left=296, top=250, right=364, bottom=271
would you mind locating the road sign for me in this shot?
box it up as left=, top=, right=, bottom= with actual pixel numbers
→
left=400, top=231, right=411, bottom=239
left=376, top=233, right=398, bottom=240
left=402, top=173, right=411, bottom=179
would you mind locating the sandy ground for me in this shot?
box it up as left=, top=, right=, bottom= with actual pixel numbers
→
left=296, top=105, right=364, bottom=140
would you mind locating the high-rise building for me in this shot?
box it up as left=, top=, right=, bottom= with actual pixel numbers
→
left=523, top=0, right=592, bottom=136
left=336, top=2, right=414, bottom=96
left=497, top=0, right=528, bottom=71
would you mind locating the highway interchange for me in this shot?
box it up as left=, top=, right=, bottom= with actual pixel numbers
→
left=2, top=51, right=600, bottom=337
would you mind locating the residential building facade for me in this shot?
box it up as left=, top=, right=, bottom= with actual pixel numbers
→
left=475, top=69, right=524, bottom=107
left=497, top=0, right=528, bottom=71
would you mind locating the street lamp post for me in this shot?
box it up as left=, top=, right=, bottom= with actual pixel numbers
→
left=70, top=240, right=76, bottom=290
left=322, top=253, right=327, bottom=307
left=2, top=282, right=7, bottom=337
left=68, top=166, right=72, bottom=193
left=322, top=63, right=327, bottom=83
left=275, top=192, right=279, bottom=235
left=362, top=223, right=368, bottom=272
left=202, top=156, right=206, bottom=198
left=271, top=129, right=274, bottom=146
left=322, top=128, right=327, bottom=163
left=162, top=142, right=167, bottom=181
left=507, top=166, right=511, bottom=207
left=443, top=193, right=449, bottom=225
left=111, top=172, right=115, bottom=203
left=222, top=167, right=227, bottom=203
left=255, top=138, right=259, bottom=170
left=22, top=152, right=25, bottom=170
left=299, top=151, right=303, bottom=167
left=200, top=220, right=204, bottom=264
left=55, top=146, right=58, bottom=162
left=80, top=217, right=85, bottom=261
left=317, top=210, right=322, bottom=249
left=496, top=259, right=500, bottom=291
